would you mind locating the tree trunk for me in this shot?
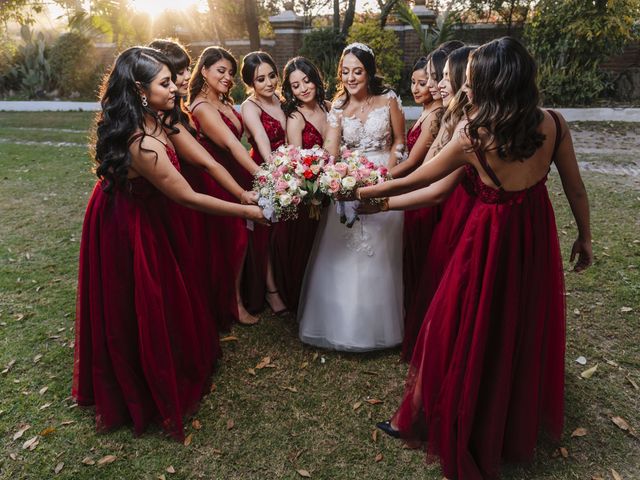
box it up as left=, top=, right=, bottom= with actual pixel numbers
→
left=333, top=0, right=340, bottom=31
left=340, top=0, right=356, bottom=37
left=244, top=0, right=260, bottom=50
left=379, top=0, right=400, bottom=28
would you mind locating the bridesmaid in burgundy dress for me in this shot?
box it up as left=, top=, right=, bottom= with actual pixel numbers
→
left=359, top=37, right=592, bottom=479
left=149, top=41, right=258, bottom=332
left=400, top=46, right=477, bottom=360
left=240, top=51, right=288, bottom=315
left=73, top=47, right=266, bottom=440
left=188, top=47, right=264, bottom=325
left=274, top=57, right=331, bottom=311
left=389, top=51, right=445, bottom=352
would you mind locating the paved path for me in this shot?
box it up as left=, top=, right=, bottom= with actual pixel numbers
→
left=2, top=101, right=640, bottom=122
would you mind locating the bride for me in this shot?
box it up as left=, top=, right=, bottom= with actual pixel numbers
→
left=297, top=43, right=406, bottom=351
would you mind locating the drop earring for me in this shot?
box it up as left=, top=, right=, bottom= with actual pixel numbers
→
left=141, top=95, right=148, bottom=107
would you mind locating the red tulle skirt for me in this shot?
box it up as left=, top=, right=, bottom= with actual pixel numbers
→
left=73, top=179, right=221, bottom=441
left=401, top=205, right=441, bottom=357
left=393, top=177, right=566, bottom=479
left=271, top=206, right=320, bottom=311
left=401, top=185, right=475, bottom=360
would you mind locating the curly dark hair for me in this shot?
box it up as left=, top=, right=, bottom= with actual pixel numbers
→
left=188, top=46, right=237, bottom=106
left=466, top=37, right=545, bottom=161
left=149, top=39, right=195, bottom=135
left=333, top=44, right=390, bottom=108
left=281, top=56, right=328, bottom=117
left=94, top=46, right=177, bottom=193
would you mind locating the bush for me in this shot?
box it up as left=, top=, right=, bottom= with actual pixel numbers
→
left=347, top=19, right=404, bottom=93
left=526, top=0, right=640, bottom=105
left=299, top=27, right=346, bottom=98
left=49, top=32, right=99, bottom=97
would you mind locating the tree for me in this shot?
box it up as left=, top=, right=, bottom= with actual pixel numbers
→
left=244, top=0, right=260, bottom=50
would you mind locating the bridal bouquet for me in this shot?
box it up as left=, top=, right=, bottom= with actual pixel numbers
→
left=253, top=144, right=329, bottom=222
left=318, top=147, right=391, bottom=227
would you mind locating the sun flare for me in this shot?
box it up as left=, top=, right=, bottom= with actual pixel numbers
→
left=130, top=0, right=208, bottom=19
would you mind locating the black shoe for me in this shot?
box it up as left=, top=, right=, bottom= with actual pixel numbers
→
left=376, top=420, right=401, bottom=439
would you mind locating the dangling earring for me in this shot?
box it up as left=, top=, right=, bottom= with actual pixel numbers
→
left=141, top=95, right=148, bottom=107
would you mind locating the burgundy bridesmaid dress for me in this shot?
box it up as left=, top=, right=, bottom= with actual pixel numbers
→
left=271, top=114, right=324, bottom=311
left=73, top=143, right=221, bottom=441
left=245, top=102, right=286, bottom=313
left=401, top=120, right=441, bottom=359
left=187, top=106, right=249, bottom=329
left=392, top=113, right=565, bottom=479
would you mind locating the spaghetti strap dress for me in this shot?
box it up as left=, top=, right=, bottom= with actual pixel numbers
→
left=187, top=105, right=248, bottom=329
left=271, top=112, right=324, bottom=311
left=401, top=119, right=442, bottom=360
left=392, top=112, right=566, bottom=479
left=245, top=101, right=286, bottom=313
left=73, top=141, right=221, bottom=441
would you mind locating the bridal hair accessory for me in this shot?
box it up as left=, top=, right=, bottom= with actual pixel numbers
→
left=344, top=42, right=374, bottom=58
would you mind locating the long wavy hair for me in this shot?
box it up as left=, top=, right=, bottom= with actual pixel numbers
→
left=94, top=46, right=176, bottom=192
left=434, top=46, right=477, bottom=153
left=188, top=46, right=237, bottom=106
left=466, top=37, right=545, bottom=161
left=149, top=39, right=195, bottom=135
left=240, top=51, right=279, bottom=93
left=281, top=56, right=328, bottom=117
left=333, top=44, right=389, bottom=108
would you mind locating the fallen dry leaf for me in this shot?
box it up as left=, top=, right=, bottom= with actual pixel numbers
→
left=352, top=401, right=362, bottom=411
left=580, top=364, right=598, bottom=379
left=97, top=455, right=117, bottom=465
left=220, top=336, right=238, bottom=342
left=611, top=469, right=623, bottom=480
left=365, top=398, right=383, bottom=405
left=40, top=426, right=56, bottom=436
left=183, top=434, right=193, bottom=447
left=372, top=429, right=378, bottom=443
left=166, top=465, right=176, bottom=474
left=13, top=424, right=31, bottom=441
left=611, top=416, right=630, bottom=431
left=22, top=436, right=39, bottom=450
left=227, top=419, right=235, bottom=430
left=559, top=447, right=569, bottom=458
left=375, top=452, right=383, bottom=462
left=81, top=457, right=95, bottom=465
left=192, top=419, right=202, bottom=430
left=571, top=427, right=588, bottom=437
left=255, top=356, right=271, bottom=369
left=297, top=469, right=311, bottom=478
left=54, top=462, right=64, bottom=474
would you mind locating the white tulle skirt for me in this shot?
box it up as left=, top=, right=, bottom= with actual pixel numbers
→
left=297, top=195, right=404, bottom=352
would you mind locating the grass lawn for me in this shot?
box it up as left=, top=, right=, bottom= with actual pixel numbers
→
left=0, top=112, right=638, bottom=479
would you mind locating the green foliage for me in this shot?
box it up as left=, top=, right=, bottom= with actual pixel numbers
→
left=7, top=26, right=53, bottom=99
left=526, top=0, right=640, bottom=105
left=347, top=18, right=404, bottom=92
left=49, top=32, right=100, bottom=97
left=394, top=1, right=458, bottom=54
left=299, top=27, right=346, bottom=98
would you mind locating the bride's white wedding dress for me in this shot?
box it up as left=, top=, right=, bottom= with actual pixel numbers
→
left=297, top=91, right=404, bottom=352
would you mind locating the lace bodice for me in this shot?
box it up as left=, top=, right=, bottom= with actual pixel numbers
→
left=328, top=91, right=401, bottom=156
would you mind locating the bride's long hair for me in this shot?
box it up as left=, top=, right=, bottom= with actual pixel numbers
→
left=333, top=44, right=389, bottom=108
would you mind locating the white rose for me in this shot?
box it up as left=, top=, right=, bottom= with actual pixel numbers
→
left=341, top=176, right=357, bottom=189
left=279, top=193, right=292, bottom=206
